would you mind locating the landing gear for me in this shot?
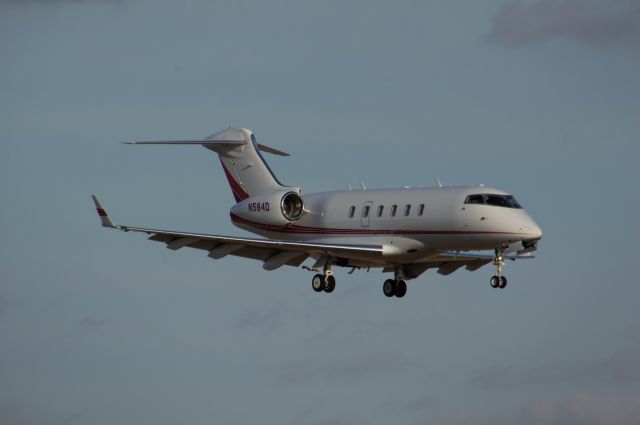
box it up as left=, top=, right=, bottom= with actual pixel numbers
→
left=382, top=278, right=407, bottom=297
left=383, top=267, right=408, bottom=298
left=499, top=276, right=507, bottom=289
left=383, top=279, right=396, bottom=297
left=324, top=275, right=336, bottom=293
left=490, top=246, right=509, bottom=289
left=311, top=259, right=336, bottom=294
left=312, top=274, right=324, bottom=292
left=490, top=275, right=500, bottom=288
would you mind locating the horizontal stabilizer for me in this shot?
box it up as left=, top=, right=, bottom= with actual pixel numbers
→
left=123, top=140, right=289, bottom=156
left=123, top=140, right=243, bottom=145
left=256, top=143, right=289, bottom=157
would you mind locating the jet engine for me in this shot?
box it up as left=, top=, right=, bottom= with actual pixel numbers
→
left=230, top=189, right=305, bottom=227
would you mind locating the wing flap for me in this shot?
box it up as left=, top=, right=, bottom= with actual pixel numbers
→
left=129, top=225, right=380, bottom=267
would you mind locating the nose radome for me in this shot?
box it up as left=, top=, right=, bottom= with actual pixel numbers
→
left=522, top=220, right=542, bottom=240
left=530, top=223, right=542, bottom=240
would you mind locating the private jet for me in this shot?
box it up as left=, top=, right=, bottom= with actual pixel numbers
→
left=93, top=127, right=542, bottom=298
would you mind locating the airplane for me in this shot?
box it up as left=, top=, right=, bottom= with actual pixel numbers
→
left=92, top=127, right=542, bottom=298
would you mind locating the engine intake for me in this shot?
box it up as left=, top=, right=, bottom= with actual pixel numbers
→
left=281, top=192, right=304, bottom=221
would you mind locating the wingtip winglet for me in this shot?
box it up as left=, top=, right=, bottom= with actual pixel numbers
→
left=91, top=195, right=116, bottom=228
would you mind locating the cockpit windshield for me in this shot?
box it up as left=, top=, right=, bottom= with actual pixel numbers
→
left=464, top=194, right=522, bottom=209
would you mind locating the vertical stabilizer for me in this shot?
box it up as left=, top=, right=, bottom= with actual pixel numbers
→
left=204, top=128, right=289, bottom=202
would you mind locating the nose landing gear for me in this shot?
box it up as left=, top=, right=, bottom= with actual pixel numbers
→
left=490, top=246, right=508, bottom=289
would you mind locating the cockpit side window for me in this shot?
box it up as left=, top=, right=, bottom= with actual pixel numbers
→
left=506, top=196, right=522, bottom=209
left=465, top=194, right=485, bottom=205
left=485, top=195, right=508, bottom=207
left=465, top=194, right=523, bottom=209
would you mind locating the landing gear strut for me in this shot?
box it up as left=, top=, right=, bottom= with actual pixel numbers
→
left=490, top=246, right=508, bottom=289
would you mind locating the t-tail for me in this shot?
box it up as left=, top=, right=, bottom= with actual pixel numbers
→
left=125, top=128, right=291, bottom=202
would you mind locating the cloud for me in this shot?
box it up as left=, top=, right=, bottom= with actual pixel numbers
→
left=470, top=344, right=640, bottom=390
left=0, top=403, right=87, bottom=425
left=235, top=301, right=288, bottom=332
left=276, top=351, right=418, bottom=385
left=432, top=393, right=640, bottom=425
left=0, top=292, right=11, bottom=319
left=486, top=0, right=640, bottom=48
left=77, top=316, right=106, bottom=330
left=405, top=395, right=435, bottom=411
left=0, top=0, right=121, bottom=6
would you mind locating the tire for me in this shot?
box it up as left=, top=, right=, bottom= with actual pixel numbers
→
left=383, top=279, right=396, bottom=297
left=312, top=274, right=324, bottom=292
left=395, top=280, right=407, bottom=298
left=324, top=275, right=336, bottom=293
left=490, top=275, right=500, bottom=288
left=499, top=276, right=508, bottom=289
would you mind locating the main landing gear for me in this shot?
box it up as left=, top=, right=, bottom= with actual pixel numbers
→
left=382, top=267, right=407, bottom=298
left=312, top=273, right=336, bottom=293
left=490, top=246, right=508, bottom=289
left=383, top=279, right=407, bottom=298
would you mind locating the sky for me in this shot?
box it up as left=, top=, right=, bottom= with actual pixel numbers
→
left=1, top=0, right=639, bottom=424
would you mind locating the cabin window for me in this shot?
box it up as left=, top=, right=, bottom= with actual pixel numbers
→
left=390, top=205, right=397, bottom=217
left=418, top=204, right=425, bottom=216
left=363, top=205, right=370, bottom=218
left=377, top=205, right=384, bottom=217
left=404, top=204, right=411, bottom=216
left=348, top=206, right=356, bottom=218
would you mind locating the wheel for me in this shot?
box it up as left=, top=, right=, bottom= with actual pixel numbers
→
left=324, top=275, right=336, bottom=293
left=490, top=275, right=500, bottom=288
left=383, top=279, right=396, bottom=297
left=499, top=276, right=507, bottom=289
left=312, top=274, right=324, bottom=292
left=394, top=280, right=407, bottom=298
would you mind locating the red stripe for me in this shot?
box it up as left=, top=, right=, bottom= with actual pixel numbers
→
left=230, top=213, right=527, bottom=236
left=220, top=159, right=249, bottom=201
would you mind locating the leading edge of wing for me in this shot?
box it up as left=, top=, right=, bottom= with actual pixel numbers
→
left=119, top=225, right=384, bottom=255
left=438, top=251, right=535, bottom=261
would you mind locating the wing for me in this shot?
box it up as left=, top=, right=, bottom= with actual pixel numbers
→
left=383, top=250, right=535, bottom=278
left=92, top=196, right=382, bottom=270
left=431, top=251, right=534, bottom=275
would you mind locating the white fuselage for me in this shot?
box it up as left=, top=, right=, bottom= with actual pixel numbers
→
left=230, top=186, right=542, bottom=267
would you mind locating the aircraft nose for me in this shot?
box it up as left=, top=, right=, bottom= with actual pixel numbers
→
left=522, top=219, right=542, bottom=241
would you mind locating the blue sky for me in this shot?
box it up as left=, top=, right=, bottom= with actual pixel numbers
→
left=1, top=1, right=639, bottom=424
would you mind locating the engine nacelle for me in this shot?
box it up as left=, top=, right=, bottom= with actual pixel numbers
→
left=230, top=189, right=305, bottom=227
